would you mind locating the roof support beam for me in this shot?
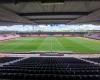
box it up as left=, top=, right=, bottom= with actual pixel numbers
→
left=69, top=9, right=100, bottom=24
left=0, top=7, right=33, bottom=24
left=17, top=12, right=91, bottom=16
left=30, top=18, right=76, bottom=21
left=0, top=0, right=100, bottom=4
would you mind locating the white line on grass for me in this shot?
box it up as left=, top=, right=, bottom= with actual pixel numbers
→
left=0, top=57, right=30, bottom=67
left=75, top=57, right=100, bottom=66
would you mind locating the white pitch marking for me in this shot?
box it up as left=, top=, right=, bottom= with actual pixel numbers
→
left=75, top=57, right=100, bottom=66
left=0, top=57, right=30, bottom=67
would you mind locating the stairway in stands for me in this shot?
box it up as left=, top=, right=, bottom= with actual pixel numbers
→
left=0, top=57, right=100, bottom=80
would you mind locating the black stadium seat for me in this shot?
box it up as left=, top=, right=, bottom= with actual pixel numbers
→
left=0, top=57, right=20, bottom=63
left=85, top=57, right=100, bottom=63
left=0, top=57, right=100, bottom=80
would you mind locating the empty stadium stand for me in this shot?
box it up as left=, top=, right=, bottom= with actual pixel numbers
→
left=85, top=33, right=100, bottom=40
left=0, top=34, right=20, bottom=41
left=0, top=57, right=100, bottom=80
left=0, top=57, right=19, bottom=63
left=85, top=57, right=100, bottom=63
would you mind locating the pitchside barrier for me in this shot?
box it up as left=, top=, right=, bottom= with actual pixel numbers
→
left=40, top=53, right=64, bottom=56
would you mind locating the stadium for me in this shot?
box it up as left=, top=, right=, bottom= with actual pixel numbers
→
left=0, top=0, right=100, bottom=80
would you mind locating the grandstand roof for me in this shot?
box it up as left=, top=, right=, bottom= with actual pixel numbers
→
left=0, top=0, right=100, bottom=25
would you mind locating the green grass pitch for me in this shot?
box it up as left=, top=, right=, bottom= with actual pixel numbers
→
left=0, top=37, right=100, bottom=53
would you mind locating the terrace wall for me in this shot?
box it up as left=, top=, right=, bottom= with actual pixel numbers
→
left=19, top=32, right=85, bottom=37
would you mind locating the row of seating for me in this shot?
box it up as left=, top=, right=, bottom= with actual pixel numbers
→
left=0, top=57, right=100, bottom=80
left=0, top=69, right=100, bottom=75
left=85, top=57, right=100, bottom=63
left=0, top=73, right=100, bottom=80
left=1, top=66, right=100, bottom=70
left=0, top=57, right=20, bottom=63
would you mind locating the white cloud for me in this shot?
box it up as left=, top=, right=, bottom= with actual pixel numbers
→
left=0, top=24, right=100, bottom=32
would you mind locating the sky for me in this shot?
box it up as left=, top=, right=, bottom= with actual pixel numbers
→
left=0, top=24, right=100, bottom=32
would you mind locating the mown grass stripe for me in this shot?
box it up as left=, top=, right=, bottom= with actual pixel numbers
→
left=0, top=37, right=100, bottom=53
